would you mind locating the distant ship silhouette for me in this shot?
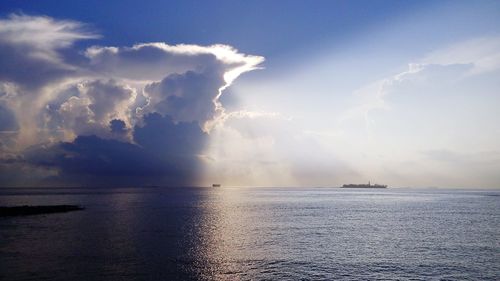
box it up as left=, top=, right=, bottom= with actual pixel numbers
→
left=212, top=184, right=221, bottom=187
left=341, top=181, right=387, bottom=188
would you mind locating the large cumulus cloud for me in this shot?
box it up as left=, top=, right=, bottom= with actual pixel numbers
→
left=0, top=14, right=263, bottom=187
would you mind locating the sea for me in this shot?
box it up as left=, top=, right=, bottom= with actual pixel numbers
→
left=0, top=187, right=499, bottom=280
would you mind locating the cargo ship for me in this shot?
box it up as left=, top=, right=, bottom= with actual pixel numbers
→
left=341, top=181, right=387, bottom=188
left=212, top=184, right=221, bottom=187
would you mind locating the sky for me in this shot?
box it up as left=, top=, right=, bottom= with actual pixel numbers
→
left=0, top=0, right=499, bottom=188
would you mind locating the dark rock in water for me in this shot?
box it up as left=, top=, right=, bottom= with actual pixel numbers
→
left=0, top=205, right=84, bottom=217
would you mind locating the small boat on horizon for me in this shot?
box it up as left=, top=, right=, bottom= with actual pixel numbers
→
left=212, top=184, right=221, bottom=187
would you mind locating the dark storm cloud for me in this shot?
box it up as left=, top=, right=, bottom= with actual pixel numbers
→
left=134, top=113, right=206, bottom=160
left=109, top=119, right=127, bottom=135
left=0, top=103, right=18, bottom=131
left=25, top=135, right=169, bottom=186
left=24, top=113, right=208, bottom=187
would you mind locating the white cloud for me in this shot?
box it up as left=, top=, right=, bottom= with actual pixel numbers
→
left=84, top=42, right=264, bottom=131
left=0, top=14, right=95, bottom=49
left=0, top=14, right=97, bottom=88
left=323, top=37, right=500, bottom=187
left=0, top=14, right=264, bottom=152
left=422, top=36, right=500, bottom=75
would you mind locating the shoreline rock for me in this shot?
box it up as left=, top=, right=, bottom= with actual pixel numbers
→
left=0, top=205, right=84, bottom=217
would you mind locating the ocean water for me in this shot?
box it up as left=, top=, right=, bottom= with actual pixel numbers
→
left=0, top=187, right=499, bottom=280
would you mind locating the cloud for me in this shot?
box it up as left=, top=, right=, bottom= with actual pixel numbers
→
left=43, top=79, right=136, bottom=140
left=337, top=61, right=476, bottom=137
left=0, top=14, right=97, bottom=89
left=141, top=69, right=224, bottom=126
left=0, top=102, right=18, bottom=131
left=325, top=37, right=500, bottom=188
left=336, top=37, right=500, bottom=138
left=202, top=113, right=358, bottom=187
left=422, top=36, right=500, bottom=75
left=21, top=113, right=207, bottom=187
left=134, top=113, right=206, bottom=159
left=109, top=119, right=128, bottom=136
left=0, top=14, right=263, bottom=187
left=84, top=42, right=264, bottom=130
